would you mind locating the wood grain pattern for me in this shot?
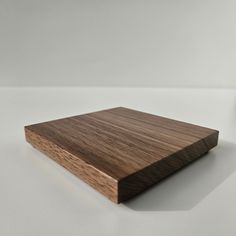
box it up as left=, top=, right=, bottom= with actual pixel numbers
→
left=24, top=107, right=219, bottom=203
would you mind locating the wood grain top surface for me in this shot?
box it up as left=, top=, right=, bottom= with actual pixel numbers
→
left=25, top=107, right=218, bottom=181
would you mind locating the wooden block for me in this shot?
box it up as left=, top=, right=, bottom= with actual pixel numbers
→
left=24, top=107, right=219, bottom=203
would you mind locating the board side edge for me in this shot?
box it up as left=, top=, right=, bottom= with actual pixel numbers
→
left=24, top=127, right=118, bottom=203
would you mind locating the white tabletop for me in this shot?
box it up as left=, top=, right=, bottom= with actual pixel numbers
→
left=1, top=87, right=235, bottom=236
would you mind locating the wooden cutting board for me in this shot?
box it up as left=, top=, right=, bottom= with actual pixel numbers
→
left=25, top=107, right=219, bottom=203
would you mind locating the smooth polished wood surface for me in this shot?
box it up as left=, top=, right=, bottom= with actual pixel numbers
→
left=25, top=107, right=219, bottom=203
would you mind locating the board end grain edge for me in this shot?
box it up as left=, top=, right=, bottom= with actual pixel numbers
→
left=117, top=130, right=219, bottom=203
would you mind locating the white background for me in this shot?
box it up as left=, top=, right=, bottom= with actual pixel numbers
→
left=0, top=0, right=236, bottom=87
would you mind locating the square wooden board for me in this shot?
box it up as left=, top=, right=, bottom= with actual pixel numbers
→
left=25, top=107, right=219, bottom=203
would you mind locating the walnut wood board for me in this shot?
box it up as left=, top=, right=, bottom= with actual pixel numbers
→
left=25, top=107, right=219, bottom=203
